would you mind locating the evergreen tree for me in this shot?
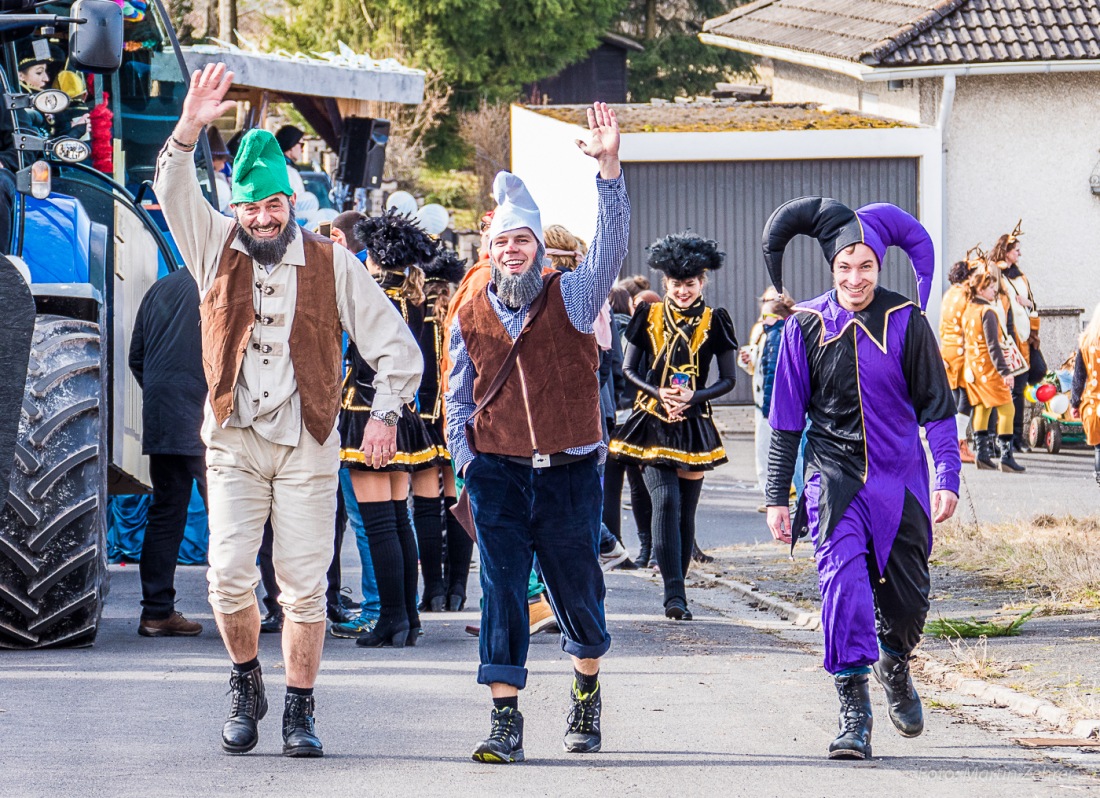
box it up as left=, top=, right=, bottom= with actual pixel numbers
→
left=616, top=0, right=753, bottom=101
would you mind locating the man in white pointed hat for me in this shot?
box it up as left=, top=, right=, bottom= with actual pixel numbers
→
left=446, top=102, right=629, bottom=764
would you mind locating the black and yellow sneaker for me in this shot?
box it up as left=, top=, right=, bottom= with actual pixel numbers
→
left=472, top=706, right=524, bottom=764
left=563, top=682, right=602, bottom=753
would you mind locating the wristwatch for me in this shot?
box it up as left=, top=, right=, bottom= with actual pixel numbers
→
left=370, top=409, right=400, bottom=427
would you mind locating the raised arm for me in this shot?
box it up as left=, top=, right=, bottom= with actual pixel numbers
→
left=152, top=62, right=237, bottom=292
left=561, top=103, right=630, bottom=332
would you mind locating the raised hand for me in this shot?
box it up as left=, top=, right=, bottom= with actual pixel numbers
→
left=183, top=63, right=236, bottom=127
left=575, top=101, right=621, bottom=178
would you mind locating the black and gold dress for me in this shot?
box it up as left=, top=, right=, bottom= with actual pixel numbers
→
left=610, top=298, right=738, bottom=471
left=339, top=273, right=448, bottom=472
left=416, top=292, right=450, bottom=461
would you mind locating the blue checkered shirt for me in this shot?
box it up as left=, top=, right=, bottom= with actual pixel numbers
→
left=445, top=172, right=630, bottom=474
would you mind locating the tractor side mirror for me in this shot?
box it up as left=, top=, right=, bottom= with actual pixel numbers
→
left=67, top=0, right=122, bottom=73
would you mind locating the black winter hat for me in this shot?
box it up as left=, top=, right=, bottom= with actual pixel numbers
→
left=274, top=125, right=304, bottom=154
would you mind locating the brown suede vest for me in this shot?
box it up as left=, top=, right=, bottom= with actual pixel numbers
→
left=199, top=227, right=343, bottom=445
left=459, top=275, right=602, bottom=457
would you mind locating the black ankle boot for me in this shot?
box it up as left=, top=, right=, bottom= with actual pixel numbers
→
left=472, top=706, right=525, bottom=764
left=828, top=674, right=873, bottom=760
left=355, top=616, right=410, bottom=648
left=997, top=434, right=1026, bottom=473
left=564, top=682, right=602, bottom=753
left=872, top=651, right=924, bottom=737
left=974, top=431, right=996, bottom=470
left=222, top=665, right=268, bottom=754
left=282, top=693, right=323, bottom=757
left=664, top=597, right=693, bottom=620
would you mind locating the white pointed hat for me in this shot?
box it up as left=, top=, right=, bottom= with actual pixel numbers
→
left=486, top=171, right=543, bottom=244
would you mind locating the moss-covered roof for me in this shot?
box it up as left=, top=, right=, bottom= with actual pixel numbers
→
left=526, top=102, right=913, bottom=133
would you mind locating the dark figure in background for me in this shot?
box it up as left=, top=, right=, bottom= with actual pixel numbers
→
left=129, top=268, right=207, bottom=637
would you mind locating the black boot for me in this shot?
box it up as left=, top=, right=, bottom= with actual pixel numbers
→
left=828, top=674, right=873, bottom=760
left=997, top=434, right=1026, bottom=473
left=973, top=431, right=996, bottom=470
left=259, top=609, right=283, bottom=634
left=872, top=651, right=924, bottom=737
left=472, top=706, right=525, bottom=764
left=282, top=693, right=323, bottom=757
left=564, top=683, right=602, bottom=753
left=222, top=665, right=268, bottom=754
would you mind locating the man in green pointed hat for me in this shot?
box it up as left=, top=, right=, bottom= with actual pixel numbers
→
left=152, top=62, right=423, bottom=759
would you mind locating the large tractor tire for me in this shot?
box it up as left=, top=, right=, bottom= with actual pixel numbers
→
left=0, top=315, right=108, bottom=648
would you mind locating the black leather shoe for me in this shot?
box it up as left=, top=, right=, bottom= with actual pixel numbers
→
left=472, top=706, right=524, bottom=764
left=828, top=674, right=873, bottom=760
left=872, top=651, right=924, bottom=737
left=282, top=693, right=323, bottom=757
left=222, top=665, right=268, bottom=754
left=664, top=597, right=693, bottom=621
left=355, top=617, right=410, bottom=648
left=260, top=611, right=283, bottom=634
left=564, top=682, right=602, bottom=753
left=447, top=593, right=466, bottom=612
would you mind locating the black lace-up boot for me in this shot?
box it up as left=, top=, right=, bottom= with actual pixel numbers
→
left=564, top=683, right=602, bottom=753
left=974, top=431, right=996, bottom=470
left=997, top=434, right=1026, bottom=473
left=221, top=665, right=268, bottom=754
left=472, top=706, right=524, bottom=764
left=827, top=674, right=873, bottom=760
left=282, top=693, right=323, bottom=757
left=872, top=651, right=924, bottom=737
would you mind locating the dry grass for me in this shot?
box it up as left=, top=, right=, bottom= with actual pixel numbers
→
left=935, top=515, right=1100, bottom=606
left=943, top=635, right=1006, bottom=680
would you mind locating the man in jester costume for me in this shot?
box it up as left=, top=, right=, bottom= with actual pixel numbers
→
left=762, top=197, right=961, bottom=760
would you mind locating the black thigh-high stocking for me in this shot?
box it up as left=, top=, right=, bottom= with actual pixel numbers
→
left=602, top=457, right=626, bottom=542
left=443, top=495, right=473, bottom=601
left=359, top=501, right=406, bottom=627
left=627, top=464, right=653, bottom=561
left=643, top=466, right=683, bottom=606
left=392, top=500, right=422, bottom=631
left=678, top=477, right=704, bottom=578
left=412, top=495, right=445, bottom=603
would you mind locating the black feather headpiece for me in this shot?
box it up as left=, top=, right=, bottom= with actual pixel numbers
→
left=647, top=233, right=724, bottom=279
left=353, top=210, right=437, bottom=272
left=423, top=247, right=467, bottom=284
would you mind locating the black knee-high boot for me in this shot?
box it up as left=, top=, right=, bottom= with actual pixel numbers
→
left=627, top=464, right=653, bottom=565
left=392, top=500, right=422, bottom=639
left=443, top=495, right=473, bottom=609
left=643, top=466, right=684, bottom=607
left=356, top=501, right=410, bottom=647
left=412, top=495, right=446, bottom=611
left=678, top=478, right=704, bottom=578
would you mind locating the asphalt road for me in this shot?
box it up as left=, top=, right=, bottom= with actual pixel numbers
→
left=3, top=422, right=1095, bottom=797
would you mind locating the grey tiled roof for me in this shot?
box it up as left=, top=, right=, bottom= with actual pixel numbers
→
left=703, top=0, right=1100, bottom=67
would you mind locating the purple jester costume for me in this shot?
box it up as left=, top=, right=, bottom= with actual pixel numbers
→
left=762, top=197, right=961, bottom=759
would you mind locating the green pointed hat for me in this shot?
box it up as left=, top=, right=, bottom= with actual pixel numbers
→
left=230, top=129, right=293, bottom=204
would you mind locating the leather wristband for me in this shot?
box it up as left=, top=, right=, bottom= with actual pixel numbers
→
left=170, top=134, right=198, bottom=150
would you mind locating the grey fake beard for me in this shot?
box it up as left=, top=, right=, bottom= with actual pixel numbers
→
left=235, top=204, right=298, bottom=267
left=491, top=245, right=546, bottom=309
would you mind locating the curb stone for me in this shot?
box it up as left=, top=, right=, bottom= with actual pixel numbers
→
left=690, top=568, right=1100, bottom=737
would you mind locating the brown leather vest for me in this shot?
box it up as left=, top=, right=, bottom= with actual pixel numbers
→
left=458, top=275, right=602, bottom=457
left=199, top=227, right=343, bottom=445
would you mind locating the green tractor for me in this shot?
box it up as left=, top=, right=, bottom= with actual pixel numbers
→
left=0, top=0, right=210, bottom=647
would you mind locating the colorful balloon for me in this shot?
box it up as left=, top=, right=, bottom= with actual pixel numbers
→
left=1048, top=393, right=1070, bottom=416
left=1035, top=383, right=1057, bottom=403
left=1024, top=384, right=1036, bottom=403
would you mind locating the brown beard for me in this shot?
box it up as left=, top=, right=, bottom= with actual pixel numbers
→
left=235, top=204, right=298, bottom=266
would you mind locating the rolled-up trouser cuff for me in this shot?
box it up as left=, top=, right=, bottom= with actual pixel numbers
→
left=477, top=664, right=528, bottom=689
left=561, top=633, right=611, bottom=661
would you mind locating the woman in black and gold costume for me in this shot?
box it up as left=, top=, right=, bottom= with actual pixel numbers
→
left=410, top=247, right=473, bottom=612
left=339, top=212, right=445, bottom=647
left=610, top=233, right=737, bottom=620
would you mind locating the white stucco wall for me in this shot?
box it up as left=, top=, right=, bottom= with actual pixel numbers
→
left=771, top=62, right=925, bottom=124
left=944, top=72, right=1100, bottom=317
